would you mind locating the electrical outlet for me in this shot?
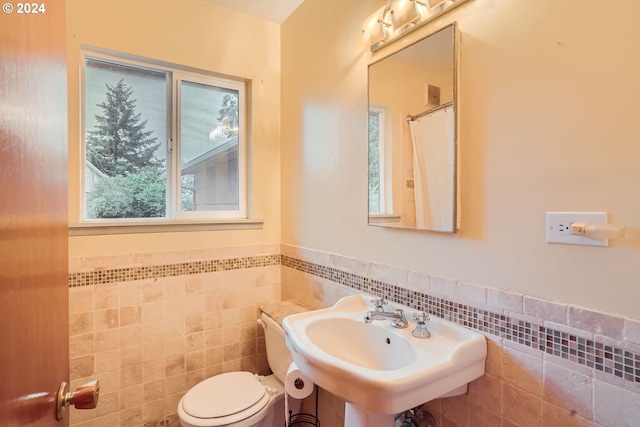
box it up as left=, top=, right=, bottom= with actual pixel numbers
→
left=557, top=222, right=571, bottom=235
left=546, top=212, right=608, bottom=247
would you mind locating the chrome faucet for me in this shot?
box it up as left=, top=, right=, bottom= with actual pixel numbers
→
left=364, top=308, right=409, bottom=329
left=371, top=297, right=388, bottom=313
left=412, top=311, right=431, bottom=339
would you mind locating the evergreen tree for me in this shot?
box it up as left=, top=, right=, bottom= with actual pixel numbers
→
left=86, top=78, right=161, bottom=177
left=217, top=93, right=239, bottom=138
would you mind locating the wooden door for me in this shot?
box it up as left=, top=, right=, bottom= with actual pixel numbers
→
left=0, top=1, right=70, bottom=426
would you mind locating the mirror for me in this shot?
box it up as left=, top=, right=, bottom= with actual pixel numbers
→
left=368, top=23, right=457, bottom=233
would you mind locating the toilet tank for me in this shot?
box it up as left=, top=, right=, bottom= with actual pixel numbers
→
left=260, top=312, right=293, bottom=383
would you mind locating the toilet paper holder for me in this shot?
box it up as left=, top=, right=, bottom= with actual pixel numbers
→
left=287, top=384, right=320, bottom=427
left=285, top=361, right=318, bottom=426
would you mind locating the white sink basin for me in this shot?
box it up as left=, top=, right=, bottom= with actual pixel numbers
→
left=283, top=295, right=487, bottom=416
left=305, top=317, right=418, bottom=371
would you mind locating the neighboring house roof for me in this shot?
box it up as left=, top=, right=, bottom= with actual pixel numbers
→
left=85, top=159, right=108, bottom=178
left=181, top=136, right=238, bottom=174
left=85, top=137, right=238, bottom=180
left=84, top=159, right=108, bottom=194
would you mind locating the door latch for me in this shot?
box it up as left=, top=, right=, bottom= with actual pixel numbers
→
left=56, top=380, right=100, bottom=421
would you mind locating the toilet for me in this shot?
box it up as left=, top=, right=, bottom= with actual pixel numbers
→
left=178, top=301, right=306, bottom=427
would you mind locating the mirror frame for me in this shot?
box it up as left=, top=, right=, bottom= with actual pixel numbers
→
left=367, top=22, right=459, bottom=233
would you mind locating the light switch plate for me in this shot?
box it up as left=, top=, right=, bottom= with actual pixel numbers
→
left=546, top=212, right=608, bottom=247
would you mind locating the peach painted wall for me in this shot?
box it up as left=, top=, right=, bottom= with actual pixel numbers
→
left=280, top=0, right=640, bottom=320
left=66, top=0, right=281, bottom=258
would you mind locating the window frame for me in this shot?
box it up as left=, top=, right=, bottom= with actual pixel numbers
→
left=79, top=48, right=248, bottom=225
left=368, top=105, right=389, bottom=215
left=172, top=71, right=247, bottom=220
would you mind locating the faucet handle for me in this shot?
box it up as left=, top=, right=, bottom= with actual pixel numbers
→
left=413, top=311, right=430, bottom=324
left=371, top=297, right=388, bottom=311
left=412, top=311, right=431, bottom=339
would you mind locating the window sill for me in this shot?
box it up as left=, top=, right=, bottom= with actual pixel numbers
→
left=368, top=214, right=402, bottom=224
left=68, top=219, right=264, bottom=236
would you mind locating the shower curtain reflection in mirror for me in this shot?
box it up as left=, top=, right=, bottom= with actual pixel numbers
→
left=408, top=106, right=454, bottom=230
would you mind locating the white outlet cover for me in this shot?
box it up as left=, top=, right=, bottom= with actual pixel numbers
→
left=546, top=212, right=608, bottom=247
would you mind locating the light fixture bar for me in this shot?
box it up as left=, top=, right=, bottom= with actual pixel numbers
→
left=362, top=0, right=470, bottom=52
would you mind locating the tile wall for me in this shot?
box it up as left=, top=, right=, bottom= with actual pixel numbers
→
left=280, top=244, right=640, bottom=427
left=68, top=243, right=640, bottom=427
left=67, top=245, right=280, bottom=427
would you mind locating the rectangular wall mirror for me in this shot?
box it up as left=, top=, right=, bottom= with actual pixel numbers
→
left=368, top=23, right=458, bottom=233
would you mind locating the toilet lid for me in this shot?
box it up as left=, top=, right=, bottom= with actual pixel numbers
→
left=182, top=372, right=268, bottom=420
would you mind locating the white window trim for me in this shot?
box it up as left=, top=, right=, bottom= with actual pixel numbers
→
left=68, top=218, right=263, bottom=236
left=369, top=105, right=390, bottom=215
left=77, top=47, right=251, bottom=231
left=172, top=71, right=247, bottom=220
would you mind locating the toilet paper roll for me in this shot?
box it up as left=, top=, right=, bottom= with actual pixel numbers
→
left=285, top=362, right=314, bottom=399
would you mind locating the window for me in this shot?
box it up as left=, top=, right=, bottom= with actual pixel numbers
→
left=82, top=51, right=246, bottom=222
left=368, top=107, right=386, bottom=214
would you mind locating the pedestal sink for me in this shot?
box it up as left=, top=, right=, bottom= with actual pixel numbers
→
left=282, top=295, right=487, bottom=427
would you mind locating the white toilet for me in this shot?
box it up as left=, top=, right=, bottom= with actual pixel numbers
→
left=177, top=307, right=303, bottom=427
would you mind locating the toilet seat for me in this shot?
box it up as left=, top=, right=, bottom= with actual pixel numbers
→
left=180, top=372, right=271, bottom=426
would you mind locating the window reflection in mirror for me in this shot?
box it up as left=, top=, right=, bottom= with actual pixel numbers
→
left=367, top=23, right=457, bottom=233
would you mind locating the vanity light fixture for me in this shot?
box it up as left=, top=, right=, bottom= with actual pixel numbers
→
left=426, top=0, right=449, bottom=8
left=361, top=5, right=392, bottom=47
left=389, top=0, right=428, bottom=31
left=362, top=0, right=469, bottom=51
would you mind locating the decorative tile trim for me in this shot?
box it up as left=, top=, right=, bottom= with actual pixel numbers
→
left=67, top=251, right=640, bottom=385
left=281, top=255, right=640, bottom=385
left=68, top=254, right=281, bottom=287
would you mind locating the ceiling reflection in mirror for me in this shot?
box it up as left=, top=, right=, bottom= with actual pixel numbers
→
left=368, top=23, right=457, bottom=233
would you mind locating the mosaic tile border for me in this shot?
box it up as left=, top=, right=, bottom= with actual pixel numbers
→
left=281, top=255, right=640, bottom=385
left=67, top=252, right=640, bottom=385
left=68, top=254, right=281, bottom=287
